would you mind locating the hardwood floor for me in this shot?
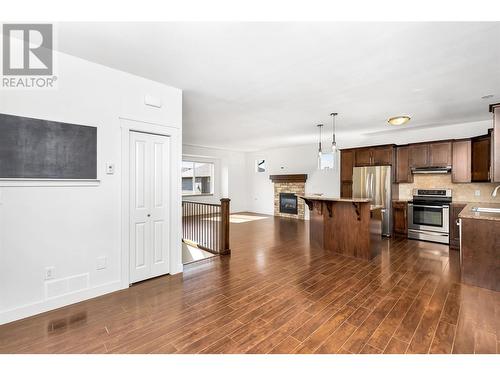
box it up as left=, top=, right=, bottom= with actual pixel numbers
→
left=1, top=213, right=499, bottom=354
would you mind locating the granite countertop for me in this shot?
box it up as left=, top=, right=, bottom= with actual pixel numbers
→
left=458, top=202, right=500, bottom=221
left=297, top=195, right=372, bottom=203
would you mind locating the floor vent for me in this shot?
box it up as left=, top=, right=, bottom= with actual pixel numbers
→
left=45, top=273, right=90, bottom=299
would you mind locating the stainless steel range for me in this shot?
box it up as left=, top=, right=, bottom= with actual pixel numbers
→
left=408, top=188, right=452, bottom=244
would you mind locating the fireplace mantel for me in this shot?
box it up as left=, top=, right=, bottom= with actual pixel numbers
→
left=269, top=174, right=308, bottom=183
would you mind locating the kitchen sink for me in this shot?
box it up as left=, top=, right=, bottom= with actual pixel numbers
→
left=471, top=207, right=500, bottom=213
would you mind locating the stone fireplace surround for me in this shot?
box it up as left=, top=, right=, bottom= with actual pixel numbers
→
left=270, top=174, right=307, bottom=219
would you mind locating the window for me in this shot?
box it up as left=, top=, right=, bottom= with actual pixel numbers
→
left=182, top=160, right=214, bottom=196
left=319, top=153, right=335, bottom=170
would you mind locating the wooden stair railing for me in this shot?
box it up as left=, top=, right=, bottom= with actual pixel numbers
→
left=181, top=198, right=231, bottom=255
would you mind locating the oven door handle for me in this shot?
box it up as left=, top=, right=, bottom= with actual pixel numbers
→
left=408, top=203, right=449, bottom=209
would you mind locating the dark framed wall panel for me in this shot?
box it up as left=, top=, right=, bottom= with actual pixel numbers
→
left=0, top=113, right=97, bottom=179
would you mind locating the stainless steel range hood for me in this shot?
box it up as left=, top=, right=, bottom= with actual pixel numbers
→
left=411, top=166, right=451, bottom=174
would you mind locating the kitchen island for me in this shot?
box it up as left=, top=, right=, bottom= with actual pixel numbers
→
left=459, top=203, right=500, bottom=291
left=298, top=195, right=382, bottom=260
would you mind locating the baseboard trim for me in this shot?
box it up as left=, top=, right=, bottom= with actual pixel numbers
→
left=0, top=280, right=124, bottom=325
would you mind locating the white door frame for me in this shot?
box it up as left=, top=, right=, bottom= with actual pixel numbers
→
left=120, top=117, right=182, bottom=289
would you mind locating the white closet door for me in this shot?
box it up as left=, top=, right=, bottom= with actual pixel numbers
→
left=130, top=131, right=170, bottom=283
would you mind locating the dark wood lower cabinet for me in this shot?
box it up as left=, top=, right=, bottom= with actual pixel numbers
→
left=449, top=203, right=466, bottom=250
left=392, top=201, right=407, bottom=237
left=461, top=217, right=500, bottom=291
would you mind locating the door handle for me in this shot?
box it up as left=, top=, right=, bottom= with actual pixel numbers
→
left=411, top=204, right=449, bottom=209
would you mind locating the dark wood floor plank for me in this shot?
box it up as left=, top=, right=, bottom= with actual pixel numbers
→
left=342, top=287, right=405, bottom=353
left=294, top=305, right=355, bottom=354
left=474, top=329, right=497, bottom=354
left=429, top=320, right=456, bottom=354
left=315, top=322, right=357, bottom=354
left=452, top=315, right=476, bottom=354
left=269, top=336, right=301, bottom=354
left=0, top=214, right=498, bottom=354
left=407, top=280, right=450, bottom=354
left=360, top=344, right=382, bottom=354
left=440, top=292, right=461, bottom=325
left=383, top=337, right=409, bottom=354
left=347, top=307, right=371, bottom=327
left=367, top=292, right=416, bottom=351
left=393, top=289, right=434, bottom=343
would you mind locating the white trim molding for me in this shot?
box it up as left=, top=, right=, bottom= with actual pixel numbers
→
left=0, top=179, right=101, bottom=187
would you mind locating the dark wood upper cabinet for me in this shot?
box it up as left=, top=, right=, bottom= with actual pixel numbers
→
left=354, top=148, right=372, bottom=167
left=409, top=143, right=430, bottom=168
left=372, top=146, right=393, bottom=165
left=491, top=104, right=500, bottom=182
left=452, top=140, right=471, bottom=183
left=343, top=132, right=491, bottom=185
left=429, top=141, right=452, bottom=167
left=471, top=135, right=491, bottom=182
left=340, top=150, right=354, bottom=182
left=340, top=150, right=354, bottom=198
left=354, top=145, right=393, bottom=167
left=395, top=146, right=413, bottom=183
left=340, top=181, right=352, bottom=199
left=409, top=141, right=451, bottom=168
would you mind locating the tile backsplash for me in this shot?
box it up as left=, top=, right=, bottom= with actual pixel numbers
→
left=398, top=174, right=500, bottom=202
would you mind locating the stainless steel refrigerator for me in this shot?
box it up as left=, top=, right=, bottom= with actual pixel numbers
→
left=352, top=166, right=392, bottom=236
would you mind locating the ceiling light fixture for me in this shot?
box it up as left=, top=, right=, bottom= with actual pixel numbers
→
left=330, top=112, right=338, bottom=153
left=317, top=123, right=323, bottom=169
left=388, top=115, right=411, bottom=126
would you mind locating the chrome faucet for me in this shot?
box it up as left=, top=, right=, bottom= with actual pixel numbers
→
left=492, top=185, right=500, bottom=197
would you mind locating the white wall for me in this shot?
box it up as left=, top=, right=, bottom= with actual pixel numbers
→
left=246, top=144, right=340, bottom=217
left=182, top=145, right=248, bottom=213
left=245, top=120, right=493, bottom=217
left=0, top=51, right=182, bottom=324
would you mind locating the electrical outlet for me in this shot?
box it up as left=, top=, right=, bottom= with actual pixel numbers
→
left=474, top=190, right=481, bottom=197
left=44, top=266, right=55, bottom=280
left=96, top=256, right=107, bottom=270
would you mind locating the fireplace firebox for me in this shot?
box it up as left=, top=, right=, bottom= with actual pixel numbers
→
left=279, top=193, right=298, bottom=215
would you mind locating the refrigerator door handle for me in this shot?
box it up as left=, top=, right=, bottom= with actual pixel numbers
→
left=365, top=175, right=370, bottom=198
left=370, top=173, right=375, bottom=199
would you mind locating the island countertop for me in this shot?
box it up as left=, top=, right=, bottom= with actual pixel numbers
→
left=297, top=195, right=371, bottom=203
left=458, top=202, right=500, bottom=222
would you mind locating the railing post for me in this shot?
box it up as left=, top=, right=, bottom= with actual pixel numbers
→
left=219, top=198, right=231, bottom=255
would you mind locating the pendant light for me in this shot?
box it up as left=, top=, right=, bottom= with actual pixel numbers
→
left=330, top=112, right=338, bottom=153
left=317, top=124, right=324, bottom=169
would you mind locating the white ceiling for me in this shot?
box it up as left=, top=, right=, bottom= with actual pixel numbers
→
left=55, top=22, right=500, bottom=151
